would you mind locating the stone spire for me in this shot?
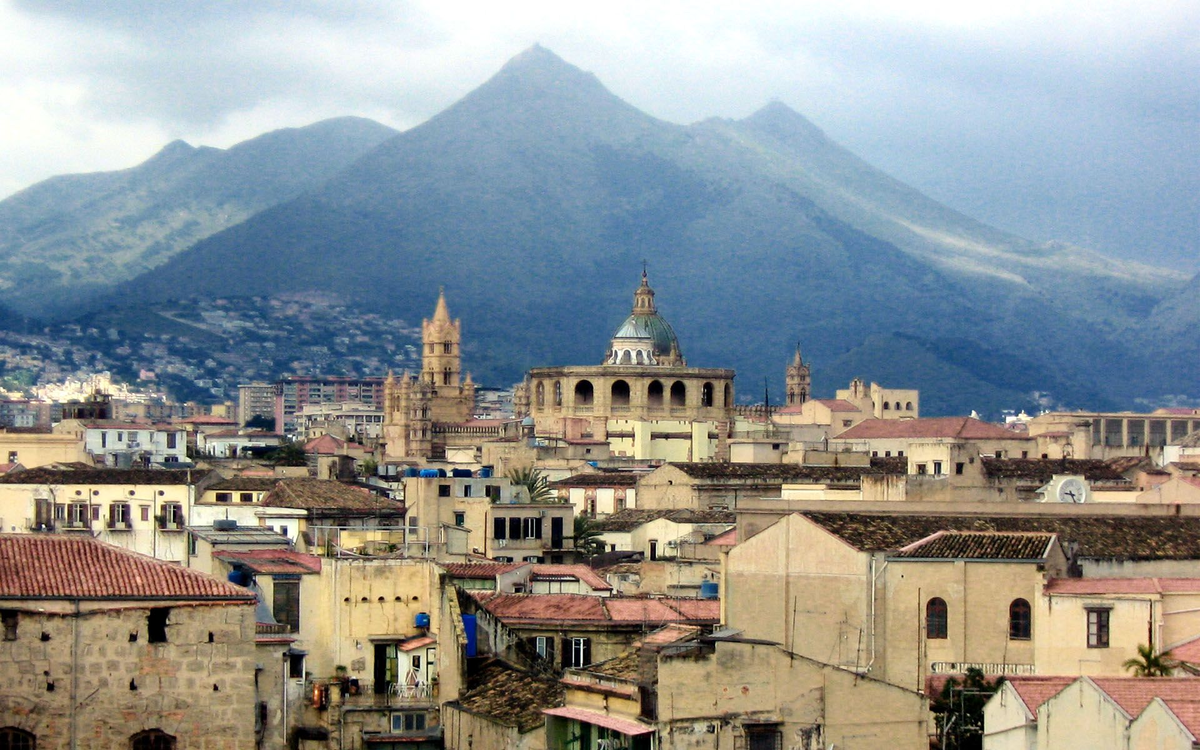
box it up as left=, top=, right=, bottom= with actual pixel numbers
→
left=432, top=286, right=452, bottom=325
left=632, top=269, right=656, bottom=314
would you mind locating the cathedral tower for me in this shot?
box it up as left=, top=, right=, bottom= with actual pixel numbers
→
left=785, top=345, right=811, bottom=407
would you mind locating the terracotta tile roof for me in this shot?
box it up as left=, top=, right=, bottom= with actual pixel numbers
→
left=802, top=511, right=1200, bottom=560
left=542, top=707, right=654, bottom=736
left=1161, top=699, right=1200, bottom=738
left=0, top=467, right=212, bottom=486
left=303, top=434, right=347, bottom=454
left=440, top=562, right=529, bottom=579
left=578, top=650, right=641, bottom=681
left=1108, top=456, right=1155, bottom=474
left=664, top=462, right=894, bottom=482
left=1169, top=635, right=1200, bottom=663
left=981, top=458, right=1127, bottom=483
left=592, top=508, right=735, bottom=532
left=890, top=531, right=1057, bottom=560
left=705, top=528, right=737, bottom=546
left=471, top=593, right=719, bottom=626
left=550, top=473, right=640, bottom=488
left=175, top=415, right=237, bottom=425
left=0, top=535, right=254, bottom=601
left=79, top=420, right=164, bottom=430
left=1091, top=678, right=1200, bottom=719
left=835, top=417, right=1028, bottom=441
left=636, top=623, right=701, bottom=647
left=214, top=550, right=321, bottom=575
left=261, top=478, right=403, bottom=515
left=399, top=635, right=435, bottom=652
left=1173, top=463, right=1200, bottom=474
left=1043, top=578, right=1200, bottom=595
left=531, top=564, right=612, bottom=591
left=454, top=659, right=563, bottom=732
left=207, top=477, right=282, bottom=492
left=1005, top=677, right=1076, bottom=719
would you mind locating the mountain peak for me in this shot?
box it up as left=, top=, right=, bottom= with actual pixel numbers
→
left=487, top=44, right=606, bottom=93
left=743, top=100, right=828, bottom=145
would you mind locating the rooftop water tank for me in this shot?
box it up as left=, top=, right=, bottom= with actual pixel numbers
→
left=415, top=612, right=430, bottom=628
left=699, top=581, right=719, bottom=600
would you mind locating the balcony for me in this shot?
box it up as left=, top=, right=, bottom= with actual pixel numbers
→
left=62, top=520, right=92, bottom=532
left=106, top=518, right=134, bottom=531
left=156, top=517, right=184, bottom=531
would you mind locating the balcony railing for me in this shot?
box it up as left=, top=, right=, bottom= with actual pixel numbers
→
left=106, top=518, right=134, bottom=531
left=930, top=662, right=1035, bottom=675
left=62, top=519, right=92, bottom=531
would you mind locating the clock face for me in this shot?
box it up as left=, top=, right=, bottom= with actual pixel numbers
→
left=1058, top=478, right=1087, bottom=503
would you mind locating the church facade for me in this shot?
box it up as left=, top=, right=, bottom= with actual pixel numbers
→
left=381, top=291, right=476, bottom=460
left=516, top=272, right=735, bottom=435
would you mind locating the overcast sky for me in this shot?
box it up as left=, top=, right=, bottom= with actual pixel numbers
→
left=1, top=0, right=1196, bottom=269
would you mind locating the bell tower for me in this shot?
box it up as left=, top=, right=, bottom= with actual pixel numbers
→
left=422, top=288, right=461, bottom=391
left=785, top=345, right=811, bottom=407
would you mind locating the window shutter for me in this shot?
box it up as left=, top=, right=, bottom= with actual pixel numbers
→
left=493, top=518, right=506, bottom=540
left=535, top=517, right=543, bottom=540
left=509, top=517, right=521, bottom=540
left=561, top=638, right=570, bottom=668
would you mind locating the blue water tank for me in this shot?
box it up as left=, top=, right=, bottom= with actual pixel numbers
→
left=415, top=612, right=431, bottom=628
left=404, top=467, right=420, bottom=477
left=479, top=466, right=493, bottom=478
left=418, top=469, right=440, bottom=478
left=461, top=614, right=478, bottom=657
left=436, top=469, right=448, bottom=478
left=451, top=468, right=472, bottom=478
left=227, top=569, right=251, bottom=587
left=699, top=581, right=719, bottom=600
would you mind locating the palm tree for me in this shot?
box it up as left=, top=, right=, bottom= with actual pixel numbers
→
left=573, top=515, right=605, bottom=558
left=1123, top=644, right=1175, bottom=676
left=506, top=466, right=554, bottom=503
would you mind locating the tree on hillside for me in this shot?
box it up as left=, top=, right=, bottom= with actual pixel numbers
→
left=1124, top=644, right=1175, bottom=676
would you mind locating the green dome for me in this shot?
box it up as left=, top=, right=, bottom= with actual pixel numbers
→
left=605, top=271, right=685, bottom=366
left=611, top=313, right=679, bottom=357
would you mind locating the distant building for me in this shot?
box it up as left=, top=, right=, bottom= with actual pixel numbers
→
left=237, top=381, right=275, bottom=426
left=274, top=375, right=386, bottom=435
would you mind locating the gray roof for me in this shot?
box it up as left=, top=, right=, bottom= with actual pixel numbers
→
left=188, top=525, right=292, bottom=546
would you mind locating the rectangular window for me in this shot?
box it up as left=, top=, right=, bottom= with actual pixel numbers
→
left=159, top=503, right=184, bottom=528
left=492, top=517, right=506, bottom=539
left=148, top=608, right=169, bottom=643
left=745, top=725, right=783, bottom=750
left=535, top=636, right=551, bottom=659
left=462, top=484, right=473, bottom=497
left=240, top=492, right=254, bottom=503
left=916, top=464, right=927, bottom=475
left=216, top=492, right=233, bottom=503
left=1, top=610, right=16, bottom=641
left=570, top=637, right=592, bottom=668
left=273, top=578, right=301, bottom=632
left=140, top=506, right=150, bottom=522
left=167, top=432, right=177, bottom=449
left=91, top=505, right=101, bottom=521
left=67, top=502, right=88, bottom=526
left=955, top=462, right=965, bottom=475
left=454, top=511, right=465, bottom=527
left=933, top=461, right=943, bottom=476
left=508, top=517, right=521, bottom=540
left=438, top=484, right=451, bottom=497
left=6, top=451, right=16, bottom=463
left=1087, top=608, right=1110, bottom=648
left=101, top=431, right=107, bottom=448
left=523, top=517, right=542, bottom=540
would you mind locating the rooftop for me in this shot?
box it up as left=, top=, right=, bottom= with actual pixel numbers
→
left=661, top=462, right=900, bottom=482
left=206, top=477, right=282, bottom=492
left=592, top=508, right=735, bottom=533
left=980, top=458, right=1127, bottom=483
left=801, top=511, right=1200, bottom=561
left=834, top=416, right=1027, bottom=441
left=550, top=473, right=640, bottom=488
left=890, top=531, right=1057, bottom=561
left=0, top=467, right=211, bottom=486
left=530, top=564, right=612, bottom=591
left=1091, top=678, right=1200, bottom=720
left=453, top=657, right=561, bottom=732
left=1003, top=677, right=1076, bottom=719
left=214, top=549, right=321, bottom=575
left=262, top=478, right=403, bottom=515
left=0, top=535, right=254, bottom=601
left=1043, top=578, right=1200, bottom=595
left=440, top=561, right=528, bottom=580
left=471, top=592, right=719, bottom=626
left=189, top=525, right=293, bottom=546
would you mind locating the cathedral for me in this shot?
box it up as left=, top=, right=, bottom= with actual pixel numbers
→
left=381, top=291, right=476, bottom=460
left=515, top=271, right=736, bottom=433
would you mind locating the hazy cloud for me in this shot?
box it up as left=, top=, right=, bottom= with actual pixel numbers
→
left=1, top=0, right=1195, bottom=267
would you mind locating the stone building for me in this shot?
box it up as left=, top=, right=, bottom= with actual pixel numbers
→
left=0, top=534, right=261, bottom=749
left=382, top=291, right=477, bottom=461
left=784, top=345, right=811, bottom=407
left=516, top=273, right=735, bottom=440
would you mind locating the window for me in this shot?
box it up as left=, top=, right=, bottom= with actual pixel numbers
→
left=158, top=503, right=183, bottom=529
left=215, top=492, right=232, bottom=503
left=273, top=579, right=301, bottom=632
left=955, top=463, right=965, bottom=475
left=568, top=637, right=592, bottom=668
left=454, top=512, right=465, bottom=527
left=745, top=724, right=783, bottom=750
left=438, top=484, right=451, bottom=498
left=523, top=555, right=542, bottom=563
left=148, top=608, right=169, bottom=643
left=109, top=503, right=131, bottom=528
left=523, top=517, right=542, bottom=540
left=443, top=342, right=452, bottom=354
left=1, top=611, right=16, bottom=641
left=462, top=484, right=473, bottom=497
left=1009, top=599, right=1031, bottom=640
left=926, top=598, right=948, bottom=639
left=140, top=506, right=150, bottom=522
left=240, top=492, right=254, bottom=503
left=288, top=652, right=305, bottom=679
left=916, top=464, right=927, bottom=475
left=933, top=461, right=943, bottom=476
left=0, top=728, right=35, bottom=750
left=1087, top=608, right=1110, bottom=648
left=166, top=433, right=177, bottom=449
left=100, top=432, right=107, bottom=448
left=534, top=635, right=552, bottom=660
left=509, top=517, right=521, bottom=540
left=67, top=503, right=88, bottom=528
left=6, top=452, right=16, bottom=463
left=492, top=518, right=506, bottom=539
left=130, top=729, right=176, bottom=750
left=391, top=713, right=426, bottom=733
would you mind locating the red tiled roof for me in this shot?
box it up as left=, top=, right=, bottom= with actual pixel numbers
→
left=303, top=434, right=347, bottom=454
left=1170, top=635, right=1200, bottom=663
left=1091, top=678, right=1200, bottom=719
left=543, top=707, right=654, bottom=736
left=821, top=399, right=862, bottom=413
left=440, top=562, right=528, bottom=579
left=530, top=564, right=612, bottom=591
left=175, top=415, right=237, bottom=425
left=472, top=593, right=719, bottom=625
left=635, top=623, right=700, bottom=647
left=1161, top=699, right=1200, bottom=739
left=891, top=531, right=1056, bottom=560
left=705, top=528, right=737, bottom=546
left=835, top=417, right=1029, bottom=441
left=0, top=535, right=254, bottom=601
left=214, top=550, right=321, bottom=575
left=1005, top=677, right=1075, bottom=719
left=1044, top=578, right=1200, bottom=595
left=399, top=635, right=435, bottom=652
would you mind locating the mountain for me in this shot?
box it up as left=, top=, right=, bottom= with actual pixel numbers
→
left=80, top=47, right=1197, bottom=413
left=0, top=116, right=397, bottom=316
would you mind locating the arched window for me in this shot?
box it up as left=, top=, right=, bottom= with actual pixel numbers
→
left=131, top=730, right=176, bottom=750
left=906, top=402, right=913, bottom=410
left=611, top=380, right=630, bottom=407
left=1009, top=599, right=1031, bottom=640
left=535, top=383, right=545, bottom=408
left=926, top=598, right=948, bottom=639
left=895, top=402, right=901, bottom=410
left=574, top=380, right=594, bottom=406
left=0, top=728, right=35, bottom=750
left=442, top=367, right=452, bottom=385
left=443, top=342, right=452, bottom=354
left=554, top=381, right=563, bottom=407
left=670, top=381, right=687, bottom=407
left=635, top=350, right=644, bottom=364
left=883, top=402, right=891, bottom=410
left=620, top=350, right=632, bottom=364
left=724, top=384, right=732, bottom=407
left=648, top=380, right=664, bottom=408
left=701, top=382, right=714, bottom=407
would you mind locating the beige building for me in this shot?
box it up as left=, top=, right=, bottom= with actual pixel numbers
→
left=550, top=472, right=638, bottom=517
left=982, top=676, right=1074, bottom=750
left=1034, top=677, right=1200, bottom=750
left=517, top=273, right=735, bottom=442
left=1027, top=409, right=1200, bottom=461
left=0, top=535, right=261, bottom=749
left=0, top=429, right=90, bottom=468
left=443, top=659, right=563, bottom=750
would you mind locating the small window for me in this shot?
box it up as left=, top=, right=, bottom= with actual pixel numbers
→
left=288, top=652, right=305, bottom=679
left=916, top=464, right=928, bottom=475
left=140, top=506, right=150, bottom=522
left=273, top=579, right=301, bottom=632
left=569, top=637, right=592, bottom=668
left=0, top=728, right=36, bottom=750
left=148, top=608, right=169, bottom=643
left=131, top=729, right=176, bottom=750
left=6, top=451, right=16, bottom=463
left=215, top=493, right=232, bottom=503
left=1088, top=608, right=1110, bottom=648
left=1009, top=599, right=1031, bottom=640
left=493, top=518, right=507, bottom=539
left=955, top=463, right=965, bottom=475
left=745, top=724, right=783, bottom=750
left=438, top=484, right=451, bottom=498
left=239, top=493, right=253, bottom=503
left=167, top=433, right=177, bottom=449
left=454, top=512, right=465, bottom=527
left=523, top=517, right=542, bottom=540
left=926, top=598, right=948, bottom=639
left=1, top=610, right=17, bottom=641
left=462, top=484, right=473, bottom=498
left=933, top=461, right=943, bottom=476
